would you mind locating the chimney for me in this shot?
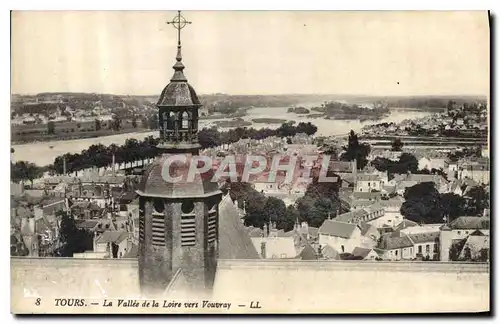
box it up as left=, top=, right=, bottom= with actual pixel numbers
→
left=260, top=241, right=266, bottom=259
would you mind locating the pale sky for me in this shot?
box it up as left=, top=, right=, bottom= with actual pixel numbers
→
left=11, top=11, right=489, bottom=96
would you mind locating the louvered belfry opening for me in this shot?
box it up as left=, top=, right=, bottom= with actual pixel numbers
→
left=207, top=208, right=217, bottom=244
left=181, top=215, right=196, bottom=246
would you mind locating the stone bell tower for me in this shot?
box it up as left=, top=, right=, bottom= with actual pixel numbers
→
left=136, top=11, right=222, bottom=297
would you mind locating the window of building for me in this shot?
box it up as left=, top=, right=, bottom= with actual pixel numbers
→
left=341, top=245, right=345, bottom=253
left=281, top=253, right=287, bottom=258
left=457, top=231, right=461, bottom=235
left=426, top=245, right=430, bottom=252
left=395, top=250, right=398, bottom=256
left=418, top=245, right=422, bottom=254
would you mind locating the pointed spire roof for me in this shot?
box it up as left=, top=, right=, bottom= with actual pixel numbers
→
left=157, top=11, right=199, bottom=107
left=170, top=45, right=188, bottom=82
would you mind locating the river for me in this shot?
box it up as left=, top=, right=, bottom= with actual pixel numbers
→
left=11, top=105, right=430, bottom=166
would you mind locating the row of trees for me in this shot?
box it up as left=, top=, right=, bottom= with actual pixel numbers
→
left=11, top=122, right=320, bottom=181
left=401, top=182, right=489, bottom=224
left=198, top=122, right=318, bottom=148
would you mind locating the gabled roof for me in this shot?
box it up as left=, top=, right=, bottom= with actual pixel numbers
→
left=335, top=209, right=368, bottom=223
left=96, top=231, right=129, bottom=244
left=395, top=219, right=419, bottom=231
left=463, top=235, right=489, bottom=249
left=449, top=216, right=489, bottom=230
left=319, top=220, right=358, bottom=239
left=123, top=243, right=139, bottom=258
left=359, top=222, right=379, bottom=237
left=299, top=244, right=317, bottom=260
left=351, top=247, right=375, bottom=259
left=379, top=232, right=413, bottom=250
left=321, top=245, right=340, bottom=260
left=219, top=194, right=260, bottom=260
left=407, top=231, right=439, bottom=244
left=352, top=191, right=381, bottom=200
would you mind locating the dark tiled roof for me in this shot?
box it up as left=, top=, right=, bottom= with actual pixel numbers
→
left=352, top=191, right=381, bottom=200
left=136, top=154, right=221, bottom=199
left=449, top=216, right=489, bottom=230
left=96, top=231, right=129, bottom=244
left=321, top=245, right=340, bottom=260
left=319, top=220, right=358, bottom=239
left=407, top=231, right=439, bottom=244
left=75, top=219, right=99, bottom=230
left=351, top=247, right=373, bottom=259
left=157, top=82, right=200, bottom=107
left=123, top=243, right=139, bottom=258
left=379, top=233, right=413, bottom=250
left=218, top=195, right=260, bottom=260
left=395, top=219, right=419, bottom=231
left=336, top=209, right=368, bottom=223
left=299, top=244, right=318, bottom=260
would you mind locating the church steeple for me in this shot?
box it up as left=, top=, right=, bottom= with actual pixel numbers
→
left=156, top=11, right=200, bottom=154
left=137, top=11, right=223, bottom=298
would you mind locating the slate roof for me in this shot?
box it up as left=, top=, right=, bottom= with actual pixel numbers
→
left=407, top=231, right=439, bottom=244
left=321, top=245, right=340, bottom=260
left=461, top=235, right=489, bottom=254
left=449, top=216, right=490, bottom=230
left=218, top=194, right=260, bottom=259
left=379, top=233, right=414, bottom=250
left=299, top=244, right=318, bottom=260
left=136, top=154, right=221, bottom=199
left=395, top=219, right=419, bottom=231
left=335, top=209, right=369, bottom=223
left=123, top=243, right=139, bottom=259
left=359, top=222, right=379, bottom=237
left=352, top=191, right=381, bottom=201
left=351, top=247, right=375, bottom=259
left=319, top=220, right=358, bottom=239
left=96, top=231, right=129, bottom=244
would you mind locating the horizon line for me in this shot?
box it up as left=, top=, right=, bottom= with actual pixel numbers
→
left=11, top=92, right=489, bottom=98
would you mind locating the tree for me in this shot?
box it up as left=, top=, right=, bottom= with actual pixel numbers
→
left=401, top=182, right=444, bottom=224
left=391, top=138, right=403, bottom=152
left=95, top=118, right=101, bottom=131
left=440, top=193, right=466, bottom=223
left=264, top=197, right=287, bottom=224
left=58, top=211, right=93, bottom=257
left=340, top=130, right=371, bottom=170
left=111, top=115, right=122, bottom=131
left=47, top=121, right=55, bottom=134
left=465, top=186, right=489, bottom=216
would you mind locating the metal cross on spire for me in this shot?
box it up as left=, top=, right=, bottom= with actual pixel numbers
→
left=167, top=11, right=192, bottom=46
